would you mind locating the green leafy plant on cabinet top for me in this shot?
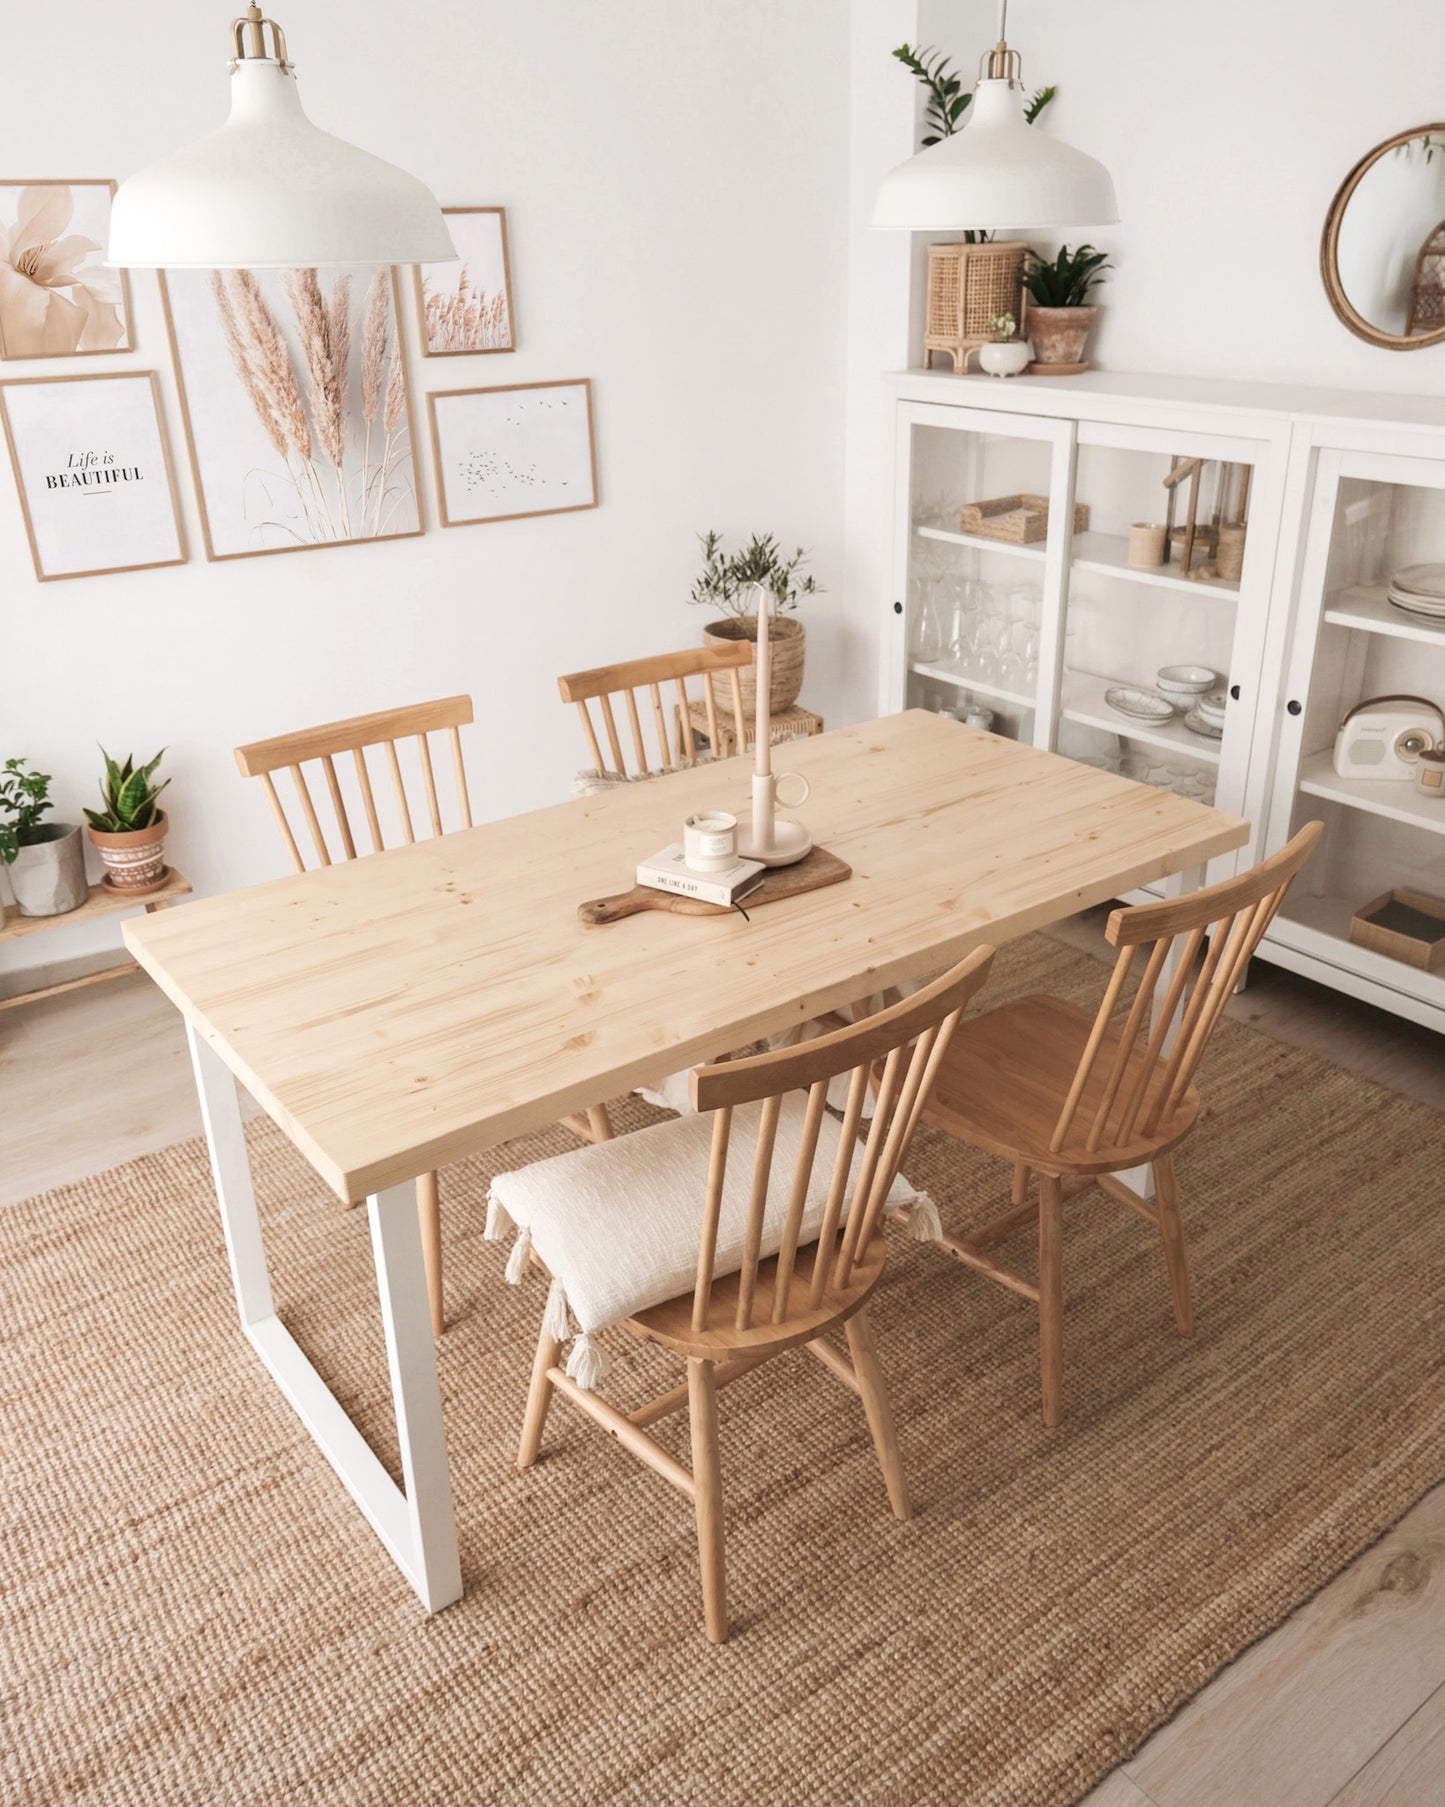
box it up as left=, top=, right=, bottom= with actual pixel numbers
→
left=1022, top=244, right=1113, bottom=309
left=84, top=748, right=170, bottom=834
left=0, top=757, right=54, bottom=864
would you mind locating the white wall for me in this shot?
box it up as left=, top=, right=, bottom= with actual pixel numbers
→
left=1, top=0, right=849, bottom=985
left=918, top=0, right=1445, bottom=391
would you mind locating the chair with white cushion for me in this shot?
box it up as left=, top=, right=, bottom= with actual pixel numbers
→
left=486, top=947, right=995, bottom=1643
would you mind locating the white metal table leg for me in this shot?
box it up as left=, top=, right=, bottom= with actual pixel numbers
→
left=186, top=1024, right=463, bottom=1613
left=1118, top=860, right=1207, bottom=1202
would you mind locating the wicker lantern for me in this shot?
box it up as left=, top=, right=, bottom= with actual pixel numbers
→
left=923, top=240, right=1030, bottom=373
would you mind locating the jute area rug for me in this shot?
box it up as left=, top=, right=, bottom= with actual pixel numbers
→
left=3, top=936, right=1443, bottom=1807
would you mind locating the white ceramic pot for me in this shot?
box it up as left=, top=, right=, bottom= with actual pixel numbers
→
left=978, top=340, right=1032, bottom=379
left=8, top=822, right=89, bottom=917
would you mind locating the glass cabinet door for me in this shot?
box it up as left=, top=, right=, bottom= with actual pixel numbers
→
left=1261, top=445, right=1445, bottom=1030
left=1053, top=419, right=1280, bottom=869
left=890, top=400, right=1073, bottom=748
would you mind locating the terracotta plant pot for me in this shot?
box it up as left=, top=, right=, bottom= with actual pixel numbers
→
left=1025, top=305, right=1098, bottom=373
left=703, top=615, right=805, bottom=714
left=8, top=822, right=89, bottom=917
left=86, top=809, right=169, bottom=895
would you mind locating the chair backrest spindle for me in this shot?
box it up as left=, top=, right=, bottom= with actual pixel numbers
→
left=558, top=643, right=753, bottom=779
left=1048, top=823, right=1323, bottom=1162
left=685, top=948, right=995, bottom=1336
left=234, top=696, right=476, bottom=873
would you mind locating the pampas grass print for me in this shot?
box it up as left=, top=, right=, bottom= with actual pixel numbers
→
left=421, top=266, right=511, bottom=352
left=208, top=266, right=414, bottom=547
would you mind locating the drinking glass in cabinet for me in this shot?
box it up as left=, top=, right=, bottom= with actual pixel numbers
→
left=909, top=576, right=946, bottom=664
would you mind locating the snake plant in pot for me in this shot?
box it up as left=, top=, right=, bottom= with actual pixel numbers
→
left=1021, top=244, right=1112, bottom=374
left=1, top=756, right=88, bottom=917
left=84, top=748, right=171, bottom=893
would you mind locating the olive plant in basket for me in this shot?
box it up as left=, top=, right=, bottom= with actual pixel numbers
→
left=84, top=747, right=172, bottom=894
left=1021, top=244, right=1113, bottom=373
left=690, top=531, right=825, bottom=714
left=1, top=756, right=89, bottom=918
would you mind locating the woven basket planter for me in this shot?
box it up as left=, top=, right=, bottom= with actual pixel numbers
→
left=86, top=810, right=170, bottom=895
left=702, top=617, right=805, bottom=713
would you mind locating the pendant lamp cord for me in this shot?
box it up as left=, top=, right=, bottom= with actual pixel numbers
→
left=996, top=0, right=1008, bottom=44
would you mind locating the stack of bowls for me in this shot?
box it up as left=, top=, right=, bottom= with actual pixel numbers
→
left=1154, top=666, right=1222, bottom=740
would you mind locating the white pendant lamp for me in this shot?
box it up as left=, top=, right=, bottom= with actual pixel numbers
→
left=872, top=1, right=1117, bottom=231
left=108, top=5, right=455, bottom=268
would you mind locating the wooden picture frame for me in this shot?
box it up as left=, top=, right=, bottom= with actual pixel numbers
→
left=427, top=378, right=599, bottom=527
left=159, top=265, right=423, bottom=562
left=412, top=207, right=516, bottom=356
left=0, top=370, right=186, bottom=581
left=0, top=179, right=134, bottom=361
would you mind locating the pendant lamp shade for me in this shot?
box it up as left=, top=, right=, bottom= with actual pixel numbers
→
left=108, top=11, right=455, bottom=268
left=872, top=77, right=1117, bottom=232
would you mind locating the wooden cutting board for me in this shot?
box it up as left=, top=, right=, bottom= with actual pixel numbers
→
left=579, top=846, right=851, bottom=926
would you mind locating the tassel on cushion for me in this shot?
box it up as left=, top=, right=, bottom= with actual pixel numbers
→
left=504, top=1223, right=533, bottom=1285
left=543, top=1276, right=570, bottom=1343
left=905, top=1192, right=944, bottom=1242
left=564, top=1333, right=609, bottom=1391
left=484, top=1190, right=512, bottom=1243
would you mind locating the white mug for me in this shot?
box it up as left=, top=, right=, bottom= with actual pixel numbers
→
left=683, top=810, right=739, bottom=871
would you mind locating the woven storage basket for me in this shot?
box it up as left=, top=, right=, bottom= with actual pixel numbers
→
left=924, top=242, right=1029, bottom=373
left=702, top=617, right=805, bottom=712
left=959, top=494, right=1090, bottom=545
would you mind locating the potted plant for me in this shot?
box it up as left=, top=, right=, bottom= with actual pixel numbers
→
left=1, top=757, right=89, bottom=918
left=978, top=312, right=1031, bottom=379
left=1021, top=244, right=1112, bottom=373
left=84, top=748, right=171, bottom=894
left=690, top=532, right=823, bottom=714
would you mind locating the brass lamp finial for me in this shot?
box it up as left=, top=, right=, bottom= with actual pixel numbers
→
left=231, top=5, right=291, bottom=70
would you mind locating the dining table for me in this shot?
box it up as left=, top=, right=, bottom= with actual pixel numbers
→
left=124, top=709, right=1250, bottom=1612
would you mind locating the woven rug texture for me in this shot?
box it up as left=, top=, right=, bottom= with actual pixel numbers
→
left=2, top=934, right=1442, bottom=1807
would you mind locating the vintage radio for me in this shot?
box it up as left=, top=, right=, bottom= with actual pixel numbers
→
left=1332, top=696, right=1444, bottom=781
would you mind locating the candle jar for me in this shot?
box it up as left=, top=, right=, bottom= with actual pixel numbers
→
left=1414, top=747, right=1445, bottom=799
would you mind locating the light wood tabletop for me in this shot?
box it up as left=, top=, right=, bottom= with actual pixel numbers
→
left=125, top=711, right=1248, bottom=1204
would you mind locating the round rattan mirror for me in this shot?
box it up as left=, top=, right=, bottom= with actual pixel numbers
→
left=1321, top=125, right=1445, bottom=349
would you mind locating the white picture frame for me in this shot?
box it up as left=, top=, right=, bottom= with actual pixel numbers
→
left=427, top=379, right=598, bottom=527
left=0, top=371, right=186, bottom=581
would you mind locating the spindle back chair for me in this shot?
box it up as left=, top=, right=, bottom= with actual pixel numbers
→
left=233, top=696, right=613, bottom=1340
left=918, top=822, right=1322, bottom=1425
left=558, top=642, right=752, bottom=779
left=518, top=946, right=995, bottom=1642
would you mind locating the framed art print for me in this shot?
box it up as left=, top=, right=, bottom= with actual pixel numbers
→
left=0, top=371, right=186, bottom=581
left=413, top=208, right=515, bottom=354
left=160, top=264, right=421, bottom=561
left=428, top=379, right=598, bottom=526
left=0, top=181, right=133, bottom=359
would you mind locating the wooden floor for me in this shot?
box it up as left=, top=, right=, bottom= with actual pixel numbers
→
left=1, top=931, right=1441, bottom=1807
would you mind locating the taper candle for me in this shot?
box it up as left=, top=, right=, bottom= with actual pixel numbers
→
left=754, top=589, right=771, bottom=776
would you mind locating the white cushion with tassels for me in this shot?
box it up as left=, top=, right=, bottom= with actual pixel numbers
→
left=486, top=1095, right=940, bottom=1388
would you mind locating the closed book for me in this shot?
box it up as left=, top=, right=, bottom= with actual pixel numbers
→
left=635, top=843, right=766, bottom=907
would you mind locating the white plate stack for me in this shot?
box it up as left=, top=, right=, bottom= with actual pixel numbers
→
left=1386, top=563, right=1445, bottom=620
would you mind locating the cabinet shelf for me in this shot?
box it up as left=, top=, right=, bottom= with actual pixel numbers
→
left=1071, top=530, right=1241, bottom=599
left=914, top=525, right=1046, bottom=562
left=909, top=661, right=1035, bottom=710
left=1271, top=891, right=1445, bottom=1013
left=1297, top=752, right=1445, bottom=836
left=1322, top=585, right=1445, bottom=646
left=1060, top=672, right=1223, bottom=765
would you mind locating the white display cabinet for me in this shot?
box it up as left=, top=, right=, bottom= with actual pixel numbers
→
left=885, top=371, right=1445, bottom=1033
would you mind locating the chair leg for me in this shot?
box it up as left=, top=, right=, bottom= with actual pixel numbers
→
left=518, top=1318, right=562, bottom=1468
left=687, top=1358, right=729, bottom=1644
left=586, top=1104, right=615, bottom=1143
left=844, top=1306, right=911, bottom=1521
left=1152, top=1153, right=1195, bottom=1335
left=416, top=1170, right=444, bottom=1337
left=1038, top=1174, right=1064, bottom=1428
left=1011, top=1161, right=1032, bottom=1207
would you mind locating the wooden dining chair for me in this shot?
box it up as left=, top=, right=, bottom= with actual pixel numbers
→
left=915, top=823, right=1323, bottom=1427
left=490, top=947, right=995, bottom=1642
left=233, top=695, right=614, bottom=1338
left=558, top=641, right=752, bottom=779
